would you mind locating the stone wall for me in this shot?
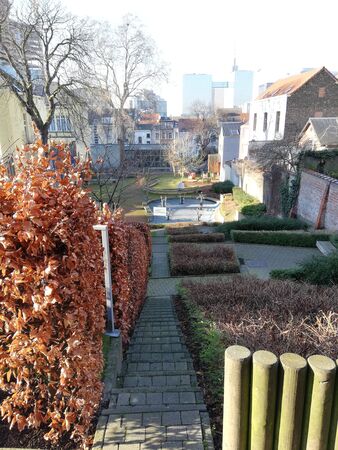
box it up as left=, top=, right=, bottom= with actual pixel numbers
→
left=297, top=170, right=338, bottom=230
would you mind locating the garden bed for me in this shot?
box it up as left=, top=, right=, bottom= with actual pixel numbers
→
left=177, top=276, right=338, bottom=448
left=168, top=233, right=225, bottom=243
left=169, top=243, right=239, bottom=275
left=231, top=230, right=331, bottom=247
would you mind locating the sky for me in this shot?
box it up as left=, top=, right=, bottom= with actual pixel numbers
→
left=64, top=0, right=338, bottom=116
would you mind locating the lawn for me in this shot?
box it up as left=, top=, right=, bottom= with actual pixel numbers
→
left=88, top=174, right=215, bottom=220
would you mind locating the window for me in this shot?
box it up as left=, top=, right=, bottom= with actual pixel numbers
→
left=156, top=132, right=160, bottom=139
left=50, top=115, right=71, bottom=132
left=253, top=113, right=257, bottom=131
left=318, top=87, right=326, bottom=98
left=162, top=132, right=166, bottom=139
left=275, top=111, right=281, bottom=133
left=138, top=136, right=142, bottom=144
left=93, top=125, right=99, bottom=144
left=147, top=140, right=151, bottom=144
left=263, top=112, right=268, bottom=132
left=168, top=133, right=173, bottom=139
left=146, top=133, right=151, bottom=138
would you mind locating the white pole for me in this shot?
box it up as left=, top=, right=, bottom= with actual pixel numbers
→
left=93, top=224, right=120, bottom=337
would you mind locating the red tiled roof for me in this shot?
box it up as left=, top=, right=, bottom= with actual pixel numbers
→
left=257, top=67, right=334, bottom=100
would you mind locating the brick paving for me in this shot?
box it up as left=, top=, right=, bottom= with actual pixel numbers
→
left=93, top=230, right=214, bottom=449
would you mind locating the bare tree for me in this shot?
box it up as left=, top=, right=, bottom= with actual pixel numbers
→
left=190, top=100, right=219, bottom=159
left=94, top=14, right=168, bottom=161
left=164, top=134, right=203, bottom=177
left=0, top=0, right=94, bottom=144
left=250, top=140, right=301, bottom=172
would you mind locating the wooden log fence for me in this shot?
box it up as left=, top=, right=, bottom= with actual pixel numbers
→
left=223, top=346, right=337, bottom=450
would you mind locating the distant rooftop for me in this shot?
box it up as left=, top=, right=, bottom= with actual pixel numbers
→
left=301, top=117, right=338, bottom=146
left=257, top=67, right=336, bottom=100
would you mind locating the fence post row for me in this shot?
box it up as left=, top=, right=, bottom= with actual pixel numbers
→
left=223, top=345, right=338, bottom=450
left=93, top=224, right=120, bottom=337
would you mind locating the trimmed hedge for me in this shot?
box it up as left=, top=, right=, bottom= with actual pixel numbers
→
left=167, top=226, right=200, bottom=235
left=217, top=216, right=308, bottom=237
left=271, top=253, right=338, bottom=285
left=168, top=233, right=225, bottom=243
left=231, top=230, right=331, bottom=247
left=330, top=234, right=338, bottom=249
left=169, top=243, right=240, bottom=275
left=241, top=203, right=267, bottom=217
left=232, top=187, right=258, bottom=207
left=212, top=180, right=234, bottom=194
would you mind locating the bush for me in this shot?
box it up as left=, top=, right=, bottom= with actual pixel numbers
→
left=330, top=234, right=338, bottom=249
left=217, top=216, right=308, bottom=237
left=167, top=226, right=200, bottom=235
left=180, top=277, right=337, bottom=358
left=271, top=253, right=338, bottom=285
left=232, top=187, right=258, bottom=207
left=241, top=203, right=267, bottom=217
left=212, top=180, right=234, bottom=194
left=101, top=213, right=151, bottom=345
left=170, top=243, right=239, bottom=275
left=0, top=143, right=105, bottom=445
left=231, top=230, right=331, bottom=247
left=168, top=233, right=225, bottom=243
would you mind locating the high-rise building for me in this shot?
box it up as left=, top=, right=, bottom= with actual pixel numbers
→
left=212, top=81, right=228, bottom=110
left=182, top=74, right=212, bottom=115
left=223, top=60, right=254, bottom=108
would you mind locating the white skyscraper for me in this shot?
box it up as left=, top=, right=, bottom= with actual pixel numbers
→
left=182, top=74, right=212, bottom=115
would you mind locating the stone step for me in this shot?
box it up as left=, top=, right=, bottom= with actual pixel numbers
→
left=110, top=390, right=203, bottom=409
left=127, top=343, right=186, bottom=353
left=126, top=352, right=192, bottom=363
left=123, top=362, right=193, bottom=373
left=123, top=369, right=196, bottom=377
left=101, top=402, right=207, bottom=416
left=129, top=336, right=183, bottom=345
left=110, top=386, right=202, bottom=394
left=123, top=373, right=197, bottom=388
left=131, top=331, right=184, bottom=339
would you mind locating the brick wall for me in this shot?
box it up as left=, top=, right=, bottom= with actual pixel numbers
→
left=297, top=170, right=338, bottom=230
left=285, top=69, right=338, bottom=141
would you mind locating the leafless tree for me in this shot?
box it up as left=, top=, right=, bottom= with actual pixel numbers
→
left=250, top=140, right=301, bottom=172
left=164, top=134, right=203, bottom=177
left=0, top=0, right=94, bottom=144
left=93, top=14, right=168, bottom=161
left=190, top=100, right=219, bottom=159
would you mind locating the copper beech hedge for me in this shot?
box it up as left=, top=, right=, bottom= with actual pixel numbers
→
left=0, top=143, right=151, bottom=446
left=100, top=207, right=151, bottom=345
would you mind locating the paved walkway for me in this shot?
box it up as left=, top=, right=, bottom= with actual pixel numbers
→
left=94, top=230, right=214, bottom=449
left=235, top=243, right=321, bottom=279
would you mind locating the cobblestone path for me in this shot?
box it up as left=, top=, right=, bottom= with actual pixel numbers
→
left=93, top=230, right=214, bottom=449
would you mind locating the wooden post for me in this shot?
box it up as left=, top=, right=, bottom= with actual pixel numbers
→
left=223, top=345, right=251, bottom=450
left=274, top=353, right=307, bottom=450
left=328, top=360, right=338, bottom=450
left=249, top=350, right=278, bottom=450
left=301, top=355, right=336, bottom=450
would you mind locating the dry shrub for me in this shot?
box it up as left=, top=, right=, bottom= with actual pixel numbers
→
left=181, top=277, right=338, bottom=358
left=167, top=226, right=200, bottom=235
left=169, top=233, right=225, bottom=243
left=170, top=244, right=239, bottom=276
left=0, top=143, right=105, bottom=445
left=100, top=211, right=151, bottom=345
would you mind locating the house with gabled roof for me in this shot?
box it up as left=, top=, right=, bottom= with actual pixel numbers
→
left=298, top=117, right=338, bottom=150
left=248, top=67, right=338, bottom=145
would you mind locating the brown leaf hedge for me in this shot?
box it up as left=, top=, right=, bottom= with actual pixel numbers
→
left=0, top=143, right=151, bottom=446
left=181, top=277, right=338, bottom=358
left=0, top=143, right=106, bottom=445
left=170, top=244, right=239, bottom=275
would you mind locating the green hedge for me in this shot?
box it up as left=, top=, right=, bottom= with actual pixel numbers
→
left=271, top=253, right=338, bottom=285
left=231, top=230, right=331, bottom=247
left=330, top=234, right=338, bottom=249
left=212, top=180, right=234, bottom=194
left=217, top=216, right=308, bottom=237
left=232, top=187, right=258, bottom=207
left=241, top=203, right=267, bottom=217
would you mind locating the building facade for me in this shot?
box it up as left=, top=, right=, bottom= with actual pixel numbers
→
left=182, top=74, right=212, bottom=115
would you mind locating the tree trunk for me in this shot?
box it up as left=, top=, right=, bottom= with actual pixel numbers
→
left=40, top=126, right=49, bottom=145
